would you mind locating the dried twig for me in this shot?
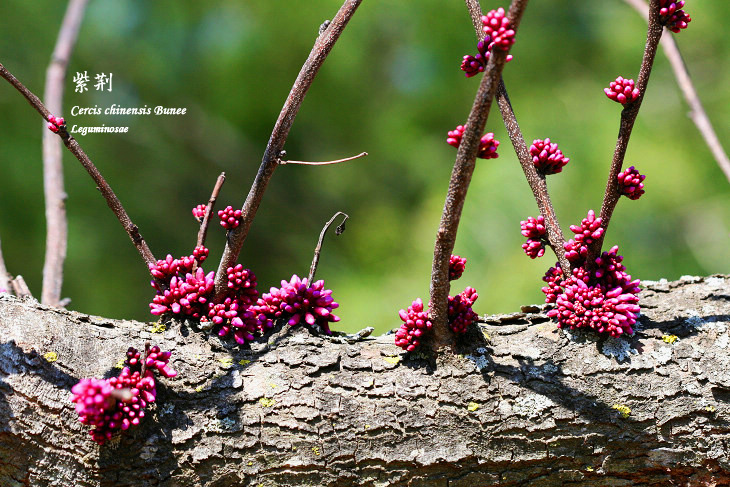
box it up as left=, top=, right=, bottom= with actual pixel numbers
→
left=623, top=0, right=730, bottom=185
left=41, top=0, right=89, bottom=306
left=279, top=151, right=368, bottom=166
left=214, top=0, right=364, bottom=298
left=308, top=212, right=349, bottom=283
left=587, top=0, right=664, bottom=265
left=196, top=172, right=226, bottom=251
left=11, top=276, right=33, bottom=299
left=0, top=61, right=157, bottom=270
left=0, top=235, right=12, bottom=294
left=428, top=0, right=530, bottom=350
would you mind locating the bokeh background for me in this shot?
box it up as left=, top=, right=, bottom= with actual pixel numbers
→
left=1, top=1, right=728, bottom=334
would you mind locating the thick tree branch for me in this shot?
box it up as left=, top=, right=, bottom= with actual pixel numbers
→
left=0, top=61, right=157, bottom=270
left=623, top=0, right=730, bottom=185
left=587, top=0, right=664, bottom=265
left=428, top=0, right=530, bottom=350
left=214, top=0, right=363, bottom=298
left=41, top=0, right=89, bottom=306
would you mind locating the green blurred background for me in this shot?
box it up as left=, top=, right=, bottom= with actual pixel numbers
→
left=0, top=1, right=728, bottom=334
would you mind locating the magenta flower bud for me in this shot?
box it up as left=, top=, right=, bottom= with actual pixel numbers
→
left=48, top=123, right=59, bottom=133
left=218, top=206, right=243, bottom=230
left=192, top=204, right=207, bottom=221
left=617, top=165, right=646, bottom=200
left=658, top=0, right=691, bottom=32
left=449, top=254, right=467, bottom=281
left=604, top=76, right=640, bottom=105
left=529, top=138, right=569, bottom=175
left=482, top=8, right=516, bottom=52
left=395, top=298, right=432, bottom=351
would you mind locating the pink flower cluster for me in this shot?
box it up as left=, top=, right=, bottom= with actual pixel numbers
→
left=460, top=37, right=513, bottom=78
left=529, top=138, right=570, bottom=175
left=543, top=246, right=640, bottom=337
left=618, top=166, right=646, bottom=200
left=482, top=8, right=515, bottom=52
left=449, top=254, right=467, bottom=281
left=658, top=0, right=691, bottom=32
left=149, top=249, right=214, bottom=318
left=604, top=77, right=640, bottom=105
left=448, top=287, right=479, bottom=334
left=47, top=115, right=65, bottom=133
left=520, top=215, right=547, bottom=259
left=218, top=206, right=242, bottom=230
left=395, top=298, right=432, bottom=352
left=192, top=204, right=207, bottom=221
left=252, top=275, right=340, bottom=334
left=540, top=211, right=641, bottom=337
left=447, top=125, right=500, bottom=159
left=564, top=210, right=604, bottom=263
left=70, top=346, right=176, bottom=445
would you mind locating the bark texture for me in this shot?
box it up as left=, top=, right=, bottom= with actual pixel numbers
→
left=0, top=275, right=729, bottom=487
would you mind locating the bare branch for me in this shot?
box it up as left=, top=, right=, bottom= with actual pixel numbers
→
left=587, top=0, right=664, bottom=265
left=0, top=61, right=158, bottom=270
left=279, top=151, right=368, bottom=166
left=496, top=82, right=570, bottom=272
left=308, top=212, right=349, bottom=283
left=0, top=234, right=12, bottom=294
left=214, top=0, right=364, bottom=298
left=41, top=0, right=89, bottom=307
left=428, top=0, right=530, bottom=351
left=623, top=0, right=730, bottom=185
left=10, top=276, right=33, bottom=299
left=196, top=172, right=226, bottom=251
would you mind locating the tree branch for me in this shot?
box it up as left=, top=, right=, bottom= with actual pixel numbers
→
left=623, top=0, right=730, bottom=185
left=0, top=234, right=12, bottom=294
left=196, top=172, right=226, bottom=252
left=428, top=0, right=530, bottom=350
left=213, top=0, right=364, bottom=298
left=587, top=0, right=664, bottom=265
left=41, top=0, right=89, bottom=307
left=465, top=0, right=569, bottom=270
left=0, top=61, right=157, bottom=270
left=279, top=151, right=368, bottom=166
left=308, top=212, right=349, bottom=283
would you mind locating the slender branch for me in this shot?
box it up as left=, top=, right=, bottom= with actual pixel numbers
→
left=279, top=151, right=368, bottom=166
left=466, top=0, right=569, bottom=270
left=196, top=172, right=226, bottom=250
left=587, top=0, right=664, bottom=265
left=623, top=0, right=730, bottom=185
left=0, top=61, right=157, bottom=270
left=428, top=0, right=530, bottom=350
left=308, top=212, right=349, bottom=283
left=496, top=82, right=571, bottom=272
left=0, top=234, right=12, bottom=294
left=214, top=0, right=363, bottom=298
left=11, top=276, right=33, bottom=299
left=41, top=0, right=89, bottom=307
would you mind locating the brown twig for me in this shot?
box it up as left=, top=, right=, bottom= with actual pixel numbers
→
left=0, top=235, right=12, bottom=294
left=196, top=172, right=226, bottom=251
left=279, top=151, right=368, bottom=166
left=465, top=0, right=569, bottom=271
left=428, top=0, right=530, bottom=350
left=587, top=0, right=664, bottom=266
left=41, top=0, right=89, bottom=306
left=0, top=61, right=157, bottom=270
left=213, top=0, right=363, bottom=298
left=623, top=0, right=730, bottom=185
left=11, top=276, right=33, bottom=299
left=496, top=83, right=571, bottom=272
left=308, top=212, right=349, bottom=283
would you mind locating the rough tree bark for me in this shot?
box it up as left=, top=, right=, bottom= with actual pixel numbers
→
left=0, top=275, right=729, bottom=486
